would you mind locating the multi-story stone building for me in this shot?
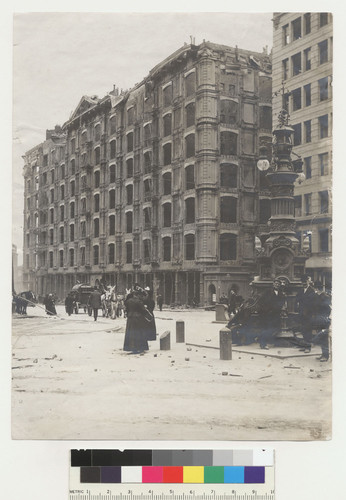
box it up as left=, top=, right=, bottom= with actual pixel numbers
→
left=22, top=41, right=272, bottom=305
left=272, top=13, right=332, bottom=289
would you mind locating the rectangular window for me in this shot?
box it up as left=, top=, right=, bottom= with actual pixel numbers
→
left=319, top=153, right=329, bottom=176
left=320, top=13, right=328, bottom=27
left=319, top=77, right=329, bottom=101
left=294, top=195, right=302, bottom=217
left=292, top=88, right=302, bottom=111
left=319, top=40, right=328, bottom=64
left=304, top=84, right=311, bottom=106
left=319, top=229, right=329, bottom=252
left=304, top=47, right=311, bottom=71
left=292, top=17, right=302, bottom=41
left=304, top=193, right=312, bottom=215
left=319, top=190, right=329, bottom=214
left=283, top=24, right=290, bottom=45
left=319, top=115, right=329, bottom=138
left=304, top=13, right=311, bottom=34
left=291, top=52, right=301, bottom=76
left=282, top=58, right=289, bottom=80
left=304, top=120, right=311, bottom=143
left=292, top=123, right=302, bottom=146
left=304, top=156, right=312, bottom=179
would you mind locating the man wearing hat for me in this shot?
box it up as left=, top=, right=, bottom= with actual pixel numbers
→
left=257, top=278, right=286, bottom=349
left=295, top=274, right=316, bottom=353
left=312, top=281, right=331, bottom=362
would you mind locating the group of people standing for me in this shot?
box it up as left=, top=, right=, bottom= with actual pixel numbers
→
left=225, top=275, right=331, bottom=360
left=123, top=284, right=157, bottom=354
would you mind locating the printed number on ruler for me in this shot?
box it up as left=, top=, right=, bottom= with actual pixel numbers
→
left=69, top=489, right=275, bottom=500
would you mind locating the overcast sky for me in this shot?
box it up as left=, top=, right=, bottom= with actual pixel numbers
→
left=12, top=12, right=273, bottom=259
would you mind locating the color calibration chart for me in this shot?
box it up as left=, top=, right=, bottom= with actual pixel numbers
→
left=69, top=449, right=275, bottom=500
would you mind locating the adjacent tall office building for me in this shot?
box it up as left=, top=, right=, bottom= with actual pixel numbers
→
left=272, top=13, right=332, bottom=288
left=22, top=41, right=272, bottom=305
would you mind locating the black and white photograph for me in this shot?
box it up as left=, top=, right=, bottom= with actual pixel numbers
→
left=11, top=11, right=334, bottom=443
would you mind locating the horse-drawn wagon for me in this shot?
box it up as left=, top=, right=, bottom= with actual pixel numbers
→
left=70, top=284, right=94, bottom=314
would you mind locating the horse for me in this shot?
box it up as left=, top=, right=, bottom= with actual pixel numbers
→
left=101, top=288, right=113, bottom=318
left=14, top=291, right=37, bottom=315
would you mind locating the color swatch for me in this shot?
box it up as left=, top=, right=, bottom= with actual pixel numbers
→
left=71, top=450, right=273, bottom=485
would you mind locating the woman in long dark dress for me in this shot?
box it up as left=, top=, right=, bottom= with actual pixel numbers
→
left=123, top=291, right=149, bottom=353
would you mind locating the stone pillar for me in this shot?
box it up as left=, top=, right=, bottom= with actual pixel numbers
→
left=220, top=328, right=232, bottom=360
left=160, top=331, right=171, bottom=350
left=176, top=321, right=185, bottom=343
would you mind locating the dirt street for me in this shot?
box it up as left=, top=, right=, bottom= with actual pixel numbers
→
left=12, top=305, right=331, bottom=441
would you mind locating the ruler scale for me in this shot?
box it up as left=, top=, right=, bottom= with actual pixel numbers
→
left=70, top=450, right=274, bottom=500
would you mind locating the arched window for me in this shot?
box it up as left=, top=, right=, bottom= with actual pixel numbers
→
left=109, top=189, right=115, bottom=209
left=163, top=143, right=172, bottom=166
left=144, top=123, right=151, bottom=143
left=144, top=179, right=151, bottom=202
left=59, top=250, right=64, bottom=267
left=126, top=185, right=133, bottom=205
left=94, top=194, right=100, bottom=212
left=109, top=164, right=116, bottom=183
left=162, top=237, right=171, bottom=261
left=94, top=171, right=100, bottom=188
left=94, top=218, right=99, bottom=238
left=126, top=241, right=132, bottom=263
left=127, top=107, right=135, bottom=126
left=220, top=164, right=238, bottom=188
left=69, top=248, right=74, bottom=267
left=185, top=72, right=196, bottom=97
left=163, top=172, right=172, bottom=195
left=220, top=196, right=237, bottom=223
left=127, top=132, right=133, bottom=153
left=60, top=205, right=64, bottom=221
left=144, top=152, right=151, bottom=173
left=81, top=131, right=87, bottom=146
left=49, top=251, right=54, bottom=268
left=80, top=247, right=86, bottom=266
left=70, top=202, right=75, bottom=218
left=185, top=164, right=195, bottom=190
left=220, top=100, right=238, bottom=124
left=220, top=233, right=237, bottom=260
left=185, top=134, right=195, bottom=158
left=163, top=114, right=172, bottom=137
left=186, top=102, right=195, bottom=128
left=126, top=158, right=133, bottom=178
left=50, top=208, right=54, bottom=223
left=109, top=115, right=116, bottom=135
left=108, top=243, right=115, bottom=264
left=109, top=215, right=115, bottom=235
left=69, top=224, right=74, bottom=242
left=163, top=203, right=171, bottom=227
left=185, top=234, right=195, bottom=260
left=80, top=198, right=86, bottom=215
left=93, top=245, right=99, bottom=265
left=163, top=84, right=173, bottom=107
left=126, top=212, right=133, bottom=233
left=70, top=159, right=75, bottom=175
left=220, top=131, right=237, bottom=155
left=110, top=140, right=116, bottom=159
left=143, top=239, right=151, bottom=263
left=49, top=228, right=54, bottom=245
left=185, top=198, right=195, bottom=223
left=94, top=123, right=101, bottom=141
left=59, top=226, right=64, bottom=243
left=70, top=181, right=75, bottom=196
left=144, top=207, right=151, bottom=230
left=94, top=146, right=100, bottom=165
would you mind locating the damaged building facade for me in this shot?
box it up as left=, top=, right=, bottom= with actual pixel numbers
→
left=22, top=41, right=272, bottom=305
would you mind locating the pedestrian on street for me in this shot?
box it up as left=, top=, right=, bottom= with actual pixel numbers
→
left=142, top=287, right=157, bottom=341
left=44, top=293, right=57, bottom=316
left=257, top=278, right=286, bottom=350
left=123, top=290, right=149, bottom=353
left=295, top=274, right=316, bottom=353
left=157, top=293, right=163, bottom=311
left=227, top=284, right=243, bottom=316
left=89, top=287, right=102, bottom=321
left=312, top=281, right=332, bottom=362
left=65, top=292, right=74, bottom=316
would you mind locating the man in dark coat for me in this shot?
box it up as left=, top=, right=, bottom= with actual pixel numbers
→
left=65, top=293, right=75, bottom=316
left=157, top=293, right=163, bottom=311
left=257, top=278, right=286, bottom=350
left=142, top=287, right=157, bottom=341
left=123, top=290, right=149, bottom=353
left=295, top=274, right=316, bottom=353
left=227, top=284, right=243, bottom=316
left=312, top=281, right=331, bottom=361
left=89, top=287, right=102, bottom=321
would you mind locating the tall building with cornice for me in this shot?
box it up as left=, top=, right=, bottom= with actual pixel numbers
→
left=22, top=41, right=272, bottom=305
left=272, top=13, right=332, bottom=289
